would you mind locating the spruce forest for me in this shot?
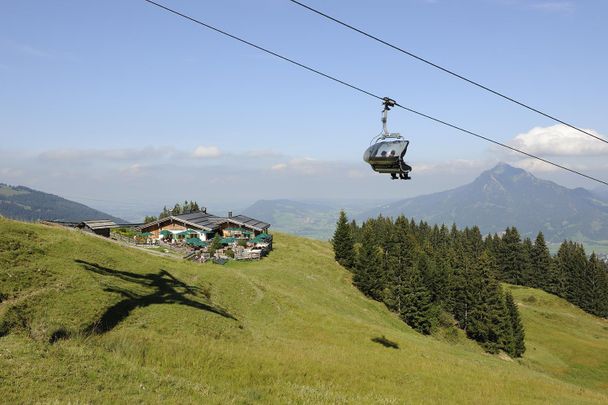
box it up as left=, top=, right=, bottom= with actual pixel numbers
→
left=333, top=211, right=608, bottom=357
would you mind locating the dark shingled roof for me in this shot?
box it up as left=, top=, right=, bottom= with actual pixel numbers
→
left=81, top=220, right=119, bottom=230
left=138, top=211, right=270, bottom=233
left=227, top=215, right=270, bottom=232
left=172, top=212, right=225, bottom=230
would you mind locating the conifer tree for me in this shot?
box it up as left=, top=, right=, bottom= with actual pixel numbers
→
left=505, top=291, right=525, bottom=357
left=400, top=267, right=435, bottom=335
left=383, top=216, right=415, bottom=309
left=582, top=253, right=608, bottom=317
left=497, top=227, right=526, bottom=284
left=208, top=234, right=222, bottom=256
left=159, top=206, right=170, bottom=219
left=333, top=210, right=355, bottom=269
left=464, top=253, right=510, bottom=353
left=521, top=237, right=534, bottom=286
left=530, top=232, right=552, bottom=289
left=349, top=219, right=359, bottom=244
left=450, top=258, right=475, bottom=331
left=556, top=242, right=588, bottom=305
left=353, top=224, right=383, bottom=300
left=144, top=215, right=158, bottom=223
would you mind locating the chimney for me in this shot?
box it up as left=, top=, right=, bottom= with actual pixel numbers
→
left=228, top=211, right=232, bottom=218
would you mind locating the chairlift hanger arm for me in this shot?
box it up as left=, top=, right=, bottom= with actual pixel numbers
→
left=381, top=97, right=401, bottom=139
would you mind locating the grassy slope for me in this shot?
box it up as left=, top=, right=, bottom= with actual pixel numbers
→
left=1, top=218, right=607, bottom=404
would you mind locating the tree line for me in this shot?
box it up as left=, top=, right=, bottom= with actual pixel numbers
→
left=333, top=212, right=608, bottom=357
left=498, top=228, right=608, bottom=318
left=144, top=201, right=201, bottom=223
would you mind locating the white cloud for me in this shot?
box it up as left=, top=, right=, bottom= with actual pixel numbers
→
left=271, top=163, right=287, bottom=171
left=38, top=147, right=173, bottom=162
left=0, top=167, right=25, bottom=177
left=511, top=158, right=559, bottom=172
left=192, top=145, right=222, bottom=158
left=120, top=164, right=143, bottom=176
left=510, top=125, right=608, bottom=156
left=244, top=149, right=284, bottom=158
left=269, top=158, right=336, bottom=176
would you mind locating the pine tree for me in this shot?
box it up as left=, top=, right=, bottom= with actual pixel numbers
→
left=450, top=257, right=475, bottom=331
left=583, top=253, right=608, bottom=317
left=497, top=227, right=526, bottom=284
left=521, top=237, right=534, bottom=286
left=333, top=210, right=355, bottom=269
left=353, top=224, right=384, bottom=300
left=400, top=267, right=435, bottom=335
left=159, top=206, right=170, bottom=219
left=464, top=253, right=511, bottom=353
left=556, top=241, right=588, bottom=305
left=144, top=215, right=158, bottom=223
left=505, top=291, right=525, bottom=357
left=530, top=232, right=552, bottom=289
left=208, top=234, right=223, bottom=256
left=384, top=220, right=418, bottom=312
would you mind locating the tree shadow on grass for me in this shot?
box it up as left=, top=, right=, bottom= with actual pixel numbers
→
left=371, top=336, right=400, bottom=349
left=75, top=259, right=236, bottom=335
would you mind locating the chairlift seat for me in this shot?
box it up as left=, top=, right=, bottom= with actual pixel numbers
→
left=363, top=139, right=412, bottom=179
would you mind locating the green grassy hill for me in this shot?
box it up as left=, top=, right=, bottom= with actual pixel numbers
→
left=1, top=218, right=607, bottom=403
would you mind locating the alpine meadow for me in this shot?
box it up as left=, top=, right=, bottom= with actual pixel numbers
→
left=1, top=218, right=608, bottom=403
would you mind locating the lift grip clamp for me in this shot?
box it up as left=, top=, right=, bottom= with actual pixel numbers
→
left=382, top=97, right=396, bottom=111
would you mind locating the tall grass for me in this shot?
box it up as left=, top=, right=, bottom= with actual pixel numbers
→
left=0, top=218, right=607, bottom=403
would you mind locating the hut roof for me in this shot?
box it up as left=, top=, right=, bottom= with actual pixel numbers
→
left=81, top=220, right=119, bottom=230
left=225, top=215, right=270, bottom=232
left=138, top=211, right=270, bottom=233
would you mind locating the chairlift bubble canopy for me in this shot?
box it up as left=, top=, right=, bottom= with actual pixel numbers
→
left=363, top=98, right=412, bottom=180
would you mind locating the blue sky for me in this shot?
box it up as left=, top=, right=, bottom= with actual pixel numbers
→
left=1, top=0, right=607, bottom=219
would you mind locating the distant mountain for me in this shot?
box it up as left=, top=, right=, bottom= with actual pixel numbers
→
left=0, top=183, right=125, bottom=223
left=359, top=163, right=608, bottom=243
left=593, top=186, right=608, bottom=201
left=242, top=199, right=339, bottom=240
left=242, top=198, right=390, bottom=240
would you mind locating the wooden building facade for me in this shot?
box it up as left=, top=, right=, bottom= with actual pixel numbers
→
left=138, top=210, right=270, bottom=241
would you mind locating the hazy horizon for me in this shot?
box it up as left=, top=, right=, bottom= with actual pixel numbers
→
left=2, top=1, right=607, bottom=220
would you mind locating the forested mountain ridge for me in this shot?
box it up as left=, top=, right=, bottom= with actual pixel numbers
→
left=0, top=183, right=124, bottom=223
left=359, top=163, right=608, bottom=243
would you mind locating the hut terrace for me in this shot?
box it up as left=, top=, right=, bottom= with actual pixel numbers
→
left=138, top=210, right=270, bottom=242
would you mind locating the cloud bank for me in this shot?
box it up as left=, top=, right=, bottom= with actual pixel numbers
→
left=510, top=125, right=608, bottom=156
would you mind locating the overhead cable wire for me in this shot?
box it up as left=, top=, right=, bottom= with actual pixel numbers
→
left=287, top=0, right=608, bottom=146
left=142, top=0, right=608, bottom=187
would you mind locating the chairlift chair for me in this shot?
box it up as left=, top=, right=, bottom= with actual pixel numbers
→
left=363, top=97, right=412, bottom=180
